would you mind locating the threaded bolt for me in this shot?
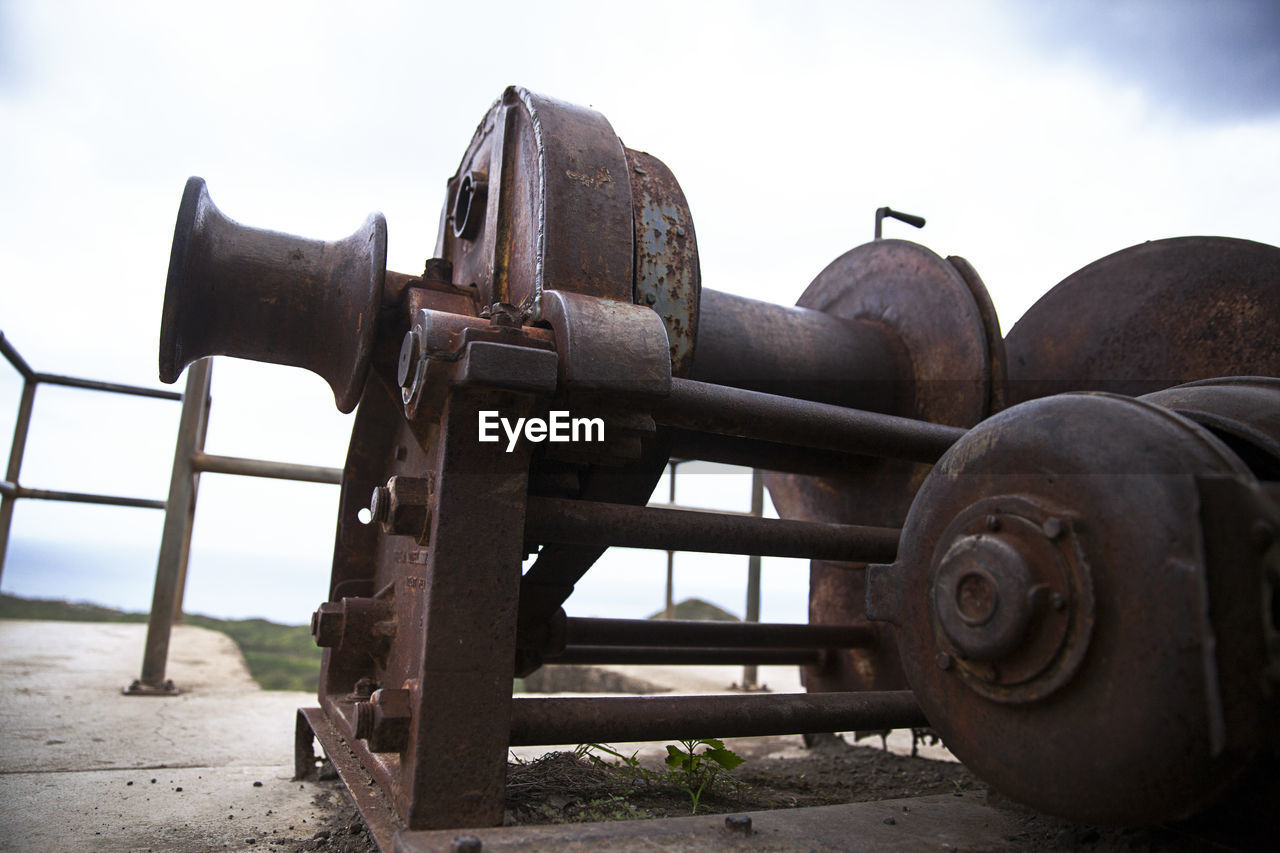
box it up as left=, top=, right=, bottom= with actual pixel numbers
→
left=368, top=486, right=391, bottom=526
left=353, top=701, right=375, bottom=740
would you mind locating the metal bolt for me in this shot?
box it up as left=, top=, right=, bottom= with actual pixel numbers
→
left=422, top=257, right=453, bottom=284
left=451, top=836, right=483, bottom=853
left=985, top=515, right=1000, bottom=532
left=399, top=327, right=429, bottom=409
left=1042, top=517, right=1063, bottom=540
left=935, top=652, right=954, bottom=671
left=310, top=603, right=343, bottom=648
left=724, top=814, right=753, bottom=835
left=380, top=476, right=433, bottom=540
left=367, top=486, right=390, bottom=526
left=353, top=700, right=375, bottom=740
left=489, top=302, right=522, bottom=328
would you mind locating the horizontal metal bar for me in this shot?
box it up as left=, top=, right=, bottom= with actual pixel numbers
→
left=9, top=485, right=166, bottom=509
left=546, top=646, right=823, bottom=666
left=668, top=428, right=871, bottom=476
left=190, top=452, right=342, bottom=485
left=655, top=378, right=965, bottom=464
left=0, top=332, right=35, bottom=381
left=564, top=617, right=875, bottom=649
left=33, top=372, right=183, bottom=401
left=508, top=690, right=928, bottom=745
left=526, top=496, right=900, bottom=562
left=645, top=502, right=752, bottom=517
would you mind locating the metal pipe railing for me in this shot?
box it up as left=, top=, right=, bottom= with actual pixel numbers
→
left=0, top=333, right=342, bottom=695
left=0, top=331, right=179, bottom=584
left=128, top=358, right=343, bottom=695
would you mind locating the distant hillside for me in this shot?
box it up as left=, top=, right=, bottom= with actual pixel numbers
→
left=0, top=593, right=320, bottom=692
left=646, top=597, right=740, bottom=621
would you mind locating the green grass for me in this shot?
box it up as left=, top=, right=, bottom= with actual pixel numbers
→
left=0, top=593, right=321, bottom=692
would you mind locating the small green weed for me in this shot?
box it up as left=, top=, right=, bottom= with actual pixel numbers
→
left=665, top=738, right=745, bottom=814
left=575, top=739, right=747, bottom=815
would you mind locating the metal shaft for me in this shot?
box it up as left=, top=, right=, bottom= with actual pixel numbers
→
left=564, top=617, right=875, bottom=649
left=508, top=690, right=928, bottom=745
left=525, top=496, right=900, bottom=562
left=656, top=378, right=965, bottom=464
left=547, top=646, right=823, bottom=666
left=692, top=288, right=906, bottom=412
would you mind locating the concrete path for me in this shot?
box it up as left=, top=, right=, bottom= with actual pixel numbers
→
left=0, top=619, right=952, bottom=851
left=0, top=619, right=333, bottom=852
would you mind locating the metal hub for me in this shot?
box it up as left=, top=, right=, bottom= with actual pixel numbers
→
left=929, top=498, right=1092, bottom=703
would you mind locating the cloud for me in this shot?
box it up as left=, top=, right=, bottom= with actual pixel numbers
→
left=1018, top=0, right=1280, bottom=121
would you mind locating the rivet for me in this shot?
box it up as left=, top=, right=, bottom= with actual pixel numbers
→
left=935, top=652, right=954, bottom=671
left=451, top=836, right=483, bottom=853
left=724, top=815, right=752, bottom=835
left=1042, top=517, right=1063, bottom=539
left=984, top=515, right=1000, bottom=532
left=1050, top=593, right=1066, bottom=611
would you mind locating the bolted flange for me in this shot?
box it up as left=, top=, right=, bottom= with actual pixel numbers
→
left=927, top=498, right=1092, bottom=703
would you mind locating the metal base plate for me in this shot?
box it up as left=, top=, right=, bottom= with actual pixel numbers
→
left=296, top=706, right=403, bottom=852
left=394, top=791, right=1022, bottom=852
left=122, top=678, right=179, bottom=696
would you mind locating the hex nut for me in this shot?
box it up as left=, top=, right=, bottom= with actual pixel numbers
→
left=310, top=602, right=344, bottom=648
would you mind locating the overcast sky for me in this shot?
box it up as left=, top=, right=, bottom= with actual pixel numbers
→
left=1, top=0, right=1277, bottom=625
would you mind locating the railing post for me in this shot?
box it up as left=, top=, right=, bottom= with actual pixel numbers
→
left=742, top=467, right=764, bottom=690
left=663, top=460, right=680, bottom=620
left=0, top=378, right=38, bottom=585
left=126, top=358, right=212, bottom=695
left=170, top=375, right=210, bottom=625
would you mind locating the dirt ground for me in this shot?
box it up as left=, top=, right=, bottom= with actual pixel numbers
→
left=289, top=738, right=1279, bottom=852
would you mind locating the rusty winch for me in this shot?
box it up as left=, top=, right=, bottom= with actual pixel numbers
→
left=158, top=87, right=1280, bottom=843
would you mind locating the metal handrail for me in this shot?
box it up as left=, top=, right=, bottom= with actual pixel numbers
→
left=0, top=331, right=182, bottom=582
left=0, top=332, right=342, bottom=695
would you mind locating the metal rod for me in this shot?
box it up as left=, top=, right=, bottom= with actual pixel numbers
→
left=655, top=378, right=965, bottom=464
left=525, top=496, right=900, bottom=563
left=171, top=379, right=212, bottom=625
left=667, top=429, right=870, bottom=475
left=664, top=460, right=678, bottom=619
left=191, top=451, right=343, bottom=485
left=0, top=378, right=37, bottom=583
left=547, top=646, right=823, bottom=666
left=33, top=372, right=183, bottom=401
left=744, top=467, right=764, bottom=689
left=6, top=486, right=165, bottom=510
left=130, top=358, right=212, bottom=695
left=508, top=690, right=928, bottom=745
left=564, top=617, right=875, bottom=649
left=0, top=332, right=36, bottom=381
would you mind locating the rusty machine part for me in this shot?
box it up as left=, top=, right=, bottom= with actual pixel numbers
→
left=867, top=389, right=1280, bottom=825
left=157, top=85, right=1280, bottom=843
